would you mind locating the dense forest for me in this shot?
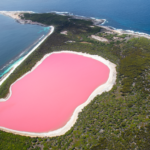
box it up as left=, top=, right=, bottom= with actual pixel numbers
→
left=0, top=13, right=150, bottom=150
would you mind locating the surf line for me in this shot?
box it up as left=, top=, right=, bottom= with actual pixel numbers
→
left=0, top=26, right=54, bottom=86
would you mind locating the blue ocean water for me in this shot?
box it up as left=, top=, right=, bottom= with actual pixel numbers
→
left=0, top=14, right=50, bottom=77
left=0, top=0, right=150, bottom=34
left=0, top=0, right=150, bottom=77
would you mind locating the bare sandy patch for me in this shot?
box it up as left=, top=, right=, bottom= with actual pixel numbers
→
left=91, top=35, right=109, bottom=42
left=60, top=31, right=68, bottom=35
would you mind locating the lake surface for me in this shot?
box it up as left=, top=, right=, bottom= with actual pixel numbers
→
left=0, top=0, right=149, bottom=77
left=0, top=53, right=109, bottom=132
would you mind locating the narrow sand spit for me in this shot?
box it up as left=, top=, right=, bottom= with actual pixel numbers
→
left=0, top=51, right=117, bottom=137
left=0, top=26, right=54, bottom=87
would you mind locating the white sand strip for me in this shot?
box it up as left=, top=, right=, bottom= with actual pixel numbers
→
left=0, top=26, right=54, bottom=88
left=0, top=51, right=116, bottom=137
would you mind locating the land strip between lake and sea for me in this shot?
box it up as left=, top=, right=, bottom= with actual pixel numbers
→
left=0, top=11, right=118, bottom=137
left=0, top=24, right=54, bottom=86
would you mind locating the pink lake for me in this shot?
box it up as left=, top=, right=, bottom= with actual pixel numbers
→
left=0, top=53, right=109, bottom=132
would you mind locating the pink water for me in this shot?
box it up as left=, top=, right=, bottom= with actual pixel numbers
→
left=0, top=53, right=109, bottom=132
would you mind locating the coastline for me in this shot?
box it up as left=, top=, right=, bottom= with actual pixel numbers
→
left=47, top=11, right=150, bottom=39
left=0, top=25, right=54, bottom=87
left=1, top=11, right=150, bottom=40
left=0, top=51, right=116, bottom=137
left=98, top=25, right=150, bottom=40
left=0, top=11, right=105, bottom=27
left=0, top=11, right=47, bottom=26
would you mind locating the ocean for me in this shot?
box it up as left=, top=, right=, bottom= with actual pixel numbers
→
left=0, top=14, right=50, bottom=77
left=0, top=0, right=150, bottom=77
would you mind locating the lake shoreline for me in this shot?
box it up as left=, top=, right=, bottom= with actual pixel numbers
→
left=0, top=51, right=116, bottom=137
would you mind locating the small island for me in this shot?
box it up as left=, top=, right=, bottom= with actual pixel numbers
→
left=0, top=11, right=150, bottom=150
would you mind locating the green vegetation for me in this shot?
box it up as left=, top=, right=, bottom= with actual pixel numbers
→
left=97, top=32, right=130, bottom=43
left=0, top=13, right=150, bottom=150
left=117, top=34, right=128, bottom=38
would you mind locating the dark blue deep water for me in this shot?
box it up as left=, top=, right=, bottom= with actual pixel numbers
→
left=0, top=0, right=150, bottom=77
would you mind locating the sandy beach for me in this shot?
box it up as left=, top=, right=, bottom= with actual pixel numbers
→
left=0, top=25, right=54, bottom=87
left=0, top=50, right=116, bottom=137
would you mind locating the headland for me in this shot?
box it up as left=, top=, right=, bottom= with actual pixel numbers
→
left=1, top=11, right=150, bottom=40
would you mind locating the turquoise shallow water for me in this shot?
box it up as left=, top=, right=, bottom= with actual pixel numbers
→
left=0, top=0, right=150, bottom=77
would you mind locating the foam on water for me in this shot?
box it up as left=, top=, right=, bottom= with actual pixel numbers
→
left=0, top=57, right=23, bottom=78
